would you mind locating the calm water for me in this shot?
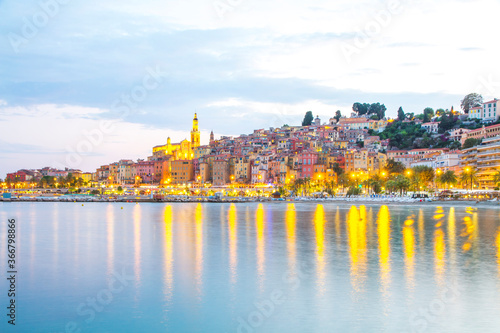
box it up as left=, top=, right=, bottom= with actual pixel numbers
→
left=1, top=202, right=500, bottom=332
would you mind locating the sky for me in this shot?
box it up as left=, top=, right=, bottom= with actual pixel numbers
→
left=1, top=0, right=500, bottom=177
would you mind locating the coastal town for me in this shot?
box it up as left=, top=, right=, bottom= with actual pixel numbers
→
left=4, top=95, right=500, bottom=199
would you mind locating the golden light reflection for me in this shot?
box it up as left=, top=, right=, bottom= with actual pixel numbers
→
left=377, top=205, right=391, bottom=295
left=106, top=205, right=114, bottom=276
left=133, top=204, right=141, bottom=286
left=228, top=204, right=238, bottom=285
left=461, top=208, right=477, bottom=253
left=347, top=206, right=367, bottom=292
left=433, top=206, right=445, bottom=228
left=447, top=207, right=456, bottom=268
left=403, top=217, right=415, bottom=291
left=256, top=204, right=265, bottom=287
left=335, top=207, right=341, bottom=249
left=496, top=227, right=500, bottom=278
left=285, top=204, right=296, bottom=271
left=195, top=203, right=203, bottom=294
left=164, top=205, right=174, bottom=299
left=434, top=228, right=446, bottom=286
left=314, top=204, right=326, bottom=289
left=418, top=209, right=425, bottom=254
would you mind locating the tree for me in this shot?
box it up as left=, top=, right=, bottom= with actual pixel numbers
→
left=412, top=165, right=435, bottom=188
left=438, top=111, right=457, bottom=132
left=397, top=107, right=405, bottom=121
left=423, top=107, right=434, bottom=123
left=368, top=103, right=387, bottom=120
left=353, top=103, right=369, bottom=116
left=394, top=175, right=410, bottom=195
left=302, top=111, right=314, bottom=126
left=460, top=167, right=478, bottom=191
left=435, top=108, right=445, bottom=116
left=334, top=110, right=342, bottom=122
left=332, top=162, right=344, bottom=176
left=386, top=158, right=406, bottom=174
left=462, top=138, right=481, bottom=149
left=461, top=93, right=483, bottom=114
left=438, top=170, right=457, bottom=189
left=493, top=171, right=500, bottom=188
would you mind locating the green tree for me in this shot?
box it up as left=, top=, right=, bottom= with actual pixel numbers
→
left=394, top=175, right=410, bottom=195
left=423, top=107, right=434, bottom=123
left=438, top=170, right=457, bottom=189
left=386, top=158, right=406, bottom=174
left=302, top=111, right=314, bottom=126
left=353, top=103, right=369, bottom=116
left=461, top=93, right=483, bottom=114
left=332, top=162, right=344, bottom=176
left=462, top=138, right=481, bottom=149
left=438, top=111, right=457, bottom=133
left=492, top=171, right=500, bottom=188
left=368, top=103, right=387, bottom=120
left=397, top=107, right=405, bottom=121
left=334, top=110, right=342, bottom=122
left=460, top=167, right=478, bottom=191
left=436, top=108, right=445, bottom=116
left=412, top=165, right=435, bottom=189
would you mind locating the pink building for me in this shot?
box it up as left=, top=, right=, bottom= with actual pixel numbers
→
left=298, top=151, right=318, bottom=179
left=134, top=161, right=155, bottom=183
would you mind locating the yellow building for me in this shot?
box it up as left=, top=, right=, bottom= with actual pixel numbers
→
left=152, top=114, right=201, bottom=160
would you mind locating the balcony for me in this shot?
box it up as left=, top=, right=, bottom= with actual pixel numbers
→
left=477, top=141, right=500, bottom=150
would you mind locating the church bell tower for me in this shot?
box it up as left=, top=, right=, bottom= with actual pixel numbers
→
left=191, top=113, right=200, bottom=148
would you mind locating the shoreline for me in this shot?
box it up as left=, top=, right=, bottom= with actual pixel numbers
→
left=1, top=196, right=499, bottom=207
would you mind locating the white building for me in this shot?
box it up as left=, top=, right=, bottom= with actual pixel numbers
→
left=421, top=122, right=439, bottom=133
left=433, top=151, right=461, bottom=170
left=449, top=128, right=470, bottom=142
left=468, top=98, right=500, bottom=121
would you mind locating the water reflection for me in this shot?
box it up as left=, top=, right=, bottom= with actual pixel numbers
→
left=256, top=204, right=265, bottom=289
left=285, top=204, right=296, bottom=271
left=403, top=215, right=415, bottom=291
left=377, top=206, right=391, bottom=296
left=497, top=227, right=500, bottom=278
left=347, top=206, right=367, bottom=292
left=106, top=205, right=115, bottom=276
left=447, top=207, right=456, bottom=271
left=434, top=228, right=446, bottom=286
left=4, top=202, right=500, bottom=333
left=433, top=207, right=446, bottom=286
left=228, top=204, right=237, bottom=285
left=195, top=203, right=203, bottom=296
left=418, top=209, right=425, bottom=255
left=314, top=204, right=326, bottom=290
left=133, top=204, right=141, bottom=287
left=163, top=205, right=174, bottom=300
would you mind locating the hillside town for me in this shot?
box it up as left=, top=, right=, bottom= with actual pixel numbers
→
left=4, top=96, right=500, bottom=195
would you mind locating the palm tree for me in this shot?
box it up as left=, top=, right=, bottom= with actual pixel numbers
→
left=460, top=167, right=478, bottom=191
left=492, top=170, right=500, bottom=188
left=438, top=170, right=457, bottom=189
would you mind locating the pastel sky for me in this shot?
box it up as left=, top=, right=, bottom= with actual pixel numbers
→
left=1, top=0, right=500, bottom=177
